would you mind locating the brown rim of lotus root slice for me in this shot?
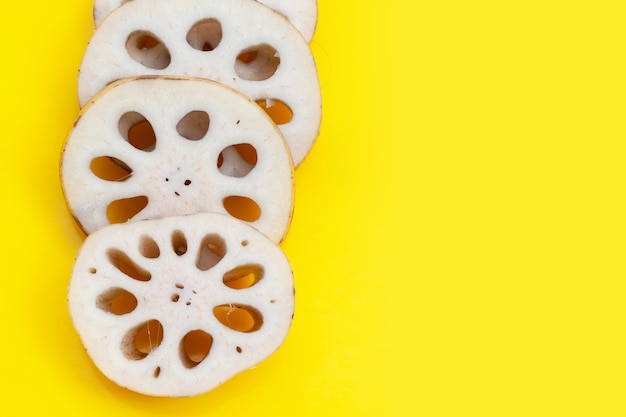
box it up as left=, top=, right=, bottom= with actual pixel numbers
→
left=67, top=212, right=295, bottom=397
left=79, top=0, right=321, bottom=167
left=93, top=0, right=318, bottom=43
left=62, top=76, right=294, bottom=243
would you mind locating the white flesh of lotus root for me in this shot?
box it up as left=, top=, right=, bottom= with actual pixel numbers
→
left=79, top=0, right=322, bottom=167
left=62, top=76, right=294, bottom=243
left=93, top=0, right=319, bottom=43
left=68, top=212, right=295, bottom=397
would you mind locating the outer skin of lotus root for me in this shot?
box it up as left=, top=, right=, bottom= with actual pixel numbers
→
left=79, top=0, right=322, bottom=167
left=62, top=76, right=294, bottom=243
left=68, top=212, right=295, bottom=397
left=93, top=0, right=319, bottom=43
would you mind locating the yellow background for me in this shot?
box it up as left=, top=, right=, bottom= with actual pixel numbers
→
left=1, top=1, right=625, bottom=415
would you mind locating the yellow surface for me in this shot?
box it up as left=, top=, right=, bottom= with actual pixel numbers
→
left=1, top=1, right=625, bottom=415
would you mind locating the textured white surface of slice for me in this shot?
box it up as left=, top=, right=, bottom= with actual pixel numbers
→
left=68, top=212, right=295, bottom=397
left=80, top=0, right=322, bottom=166
left=93, top=0, right=319, bottom=42
left=62, top=76, right=294, bottom=243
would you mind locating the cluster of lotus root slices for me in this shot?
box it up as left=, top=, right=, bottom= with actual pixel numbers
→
left=61, top=0, right=321, bottom=397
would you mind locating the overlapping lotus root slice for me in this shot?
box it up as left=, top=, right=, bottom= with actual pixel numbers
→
left=93, top=0, right=318, bottom=43
left=62, top=76, right=294, bottom=243
left=67, top=212, right=295, bottom=397
left=79, top=0, right=322, bottom=167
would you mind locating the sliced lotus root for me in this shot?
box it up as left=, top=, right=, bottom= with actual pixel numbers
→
left=62, top=76, right=294, bottom=243
left=93, top=0, right=319, bottom=43
left=67, top=212, right=295, bottom=397
left=79, top=0, right=322, bottom=167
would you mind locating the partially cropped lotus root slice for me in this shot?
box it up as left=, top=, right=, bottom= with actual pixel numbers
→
left=62, top=76, right=294, bottom=243
left=80, top=0, right=321, bottom=167
left=93, top=0, right=318, bottom=43
left=68, top=212, right=295, bottom=397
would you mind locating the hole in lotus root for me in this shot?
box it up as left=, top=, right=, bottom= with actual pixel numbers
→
left=213, top=304, right=263, bottom=333
left=223, top=264, right=264, bottom=290
left=119, top=112, right=156, bottom=151
left=171, top=230, right=188, bottom=256
left=138, top=235, right=160, bottom=259
left=122, top=319, right=164, bottom=360
left=255, top=99, right=293, bottom=125
left=217, top=144, right=258, bottom=178
left=126, top=31, right=171, bottom=70
left=96, top=287, right=138, bottom=315
left=196, top=234, right=226, bottom=271
left=186, top=19, right=223, bottom=52
left=106, top=196, right=149, bottom=224
left=176, top=111, right=210, bottom=140
left=107, top=248, right=152, bottom=282
left=180, top=330, right=214, bottom=368
left=223, top=196, right=261, bottom=223
left=235, top=44, right=280, bottom=81
left=90, top=156, right=133, bottom=182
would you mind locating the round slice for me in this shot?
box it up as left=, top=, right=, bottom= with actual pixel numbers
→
left=62, top=76, right=294, bottom=243
left=93, top=0, right=318, bottom=43
left=68, top=212, right=295, bottom=397
left=79, top=0, right=322, bottom=167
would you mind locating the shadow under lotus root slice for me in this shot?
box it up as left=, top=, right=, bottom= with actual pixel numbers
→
left=93, top=0, right=319, bottom=43
left=61, top=76, right=294, bottom=243
left=79, top=0, right=321, bottom=167
left=67, top=212, right=295, bottom=397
